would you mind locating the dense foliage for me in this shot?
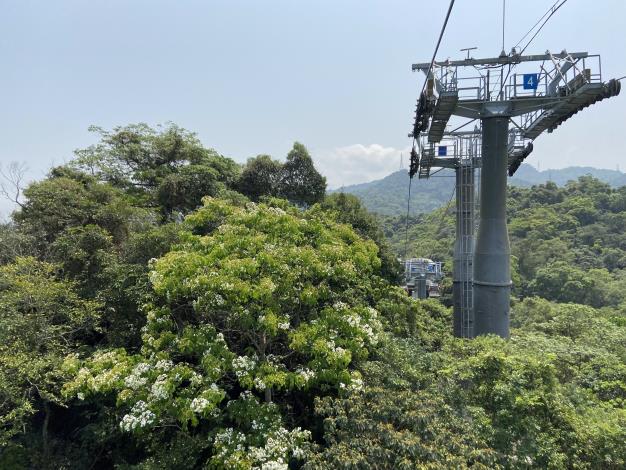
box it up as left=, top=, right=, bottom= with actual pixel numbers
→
left=237, top=143, right=326, bottom=207
left=0, top=258, right=99, bottom=452
left=1, top=124, right=625, bottom=469
left=382, top=177, right=626, bottom=308
left=308, top=298, right=626, bottom=469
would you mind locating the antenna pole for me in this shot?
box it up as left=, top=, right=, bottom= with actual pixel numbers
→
left=501, top=0, right=506, bottom=54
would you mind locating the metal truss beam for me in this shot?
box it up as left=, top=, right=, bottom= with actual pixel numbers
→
left=412, top=51, right=588, bottom=71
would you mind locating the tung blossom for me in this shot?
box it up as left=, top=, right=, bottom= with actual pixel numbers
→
left=119, top=401, right=156, bottom=432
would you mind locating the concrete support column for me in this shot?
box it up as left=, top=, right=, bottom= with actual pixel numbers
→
left=453, top=162, right=474, bottom=337
left=473, top=117, right=511, bottom=338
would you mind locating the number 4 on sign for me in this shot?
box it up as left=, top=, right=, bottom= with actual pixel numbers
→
left=523, top=73, right=539, bottom=90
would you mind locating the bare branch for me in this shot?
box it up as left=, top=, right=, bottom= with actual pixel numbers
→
left=0, top=161, right=28, bottom=208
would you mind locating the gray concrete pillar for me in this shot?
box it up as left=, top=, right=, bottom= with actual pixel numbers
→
left=473, top=117, right=511, bottom=338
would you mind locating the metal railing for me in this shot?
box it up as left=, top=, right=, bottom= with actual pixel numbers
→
left=425, top=52, right=602, bottom=106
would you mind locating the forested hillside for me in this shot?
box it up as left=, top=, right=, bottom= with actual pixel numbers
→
left=330, top=169, right=458, bottom=215
left=0, top=124, right=624, bottom=469
left=334, top=164, right=626, bottom=216
left=381, top=177, right=626, bottom=308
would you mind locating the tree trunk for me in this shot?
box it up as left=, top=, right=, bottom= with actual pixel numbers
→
left=260, top=333, right=272, bottom=403
left=42, top=401, right=50, bottom=462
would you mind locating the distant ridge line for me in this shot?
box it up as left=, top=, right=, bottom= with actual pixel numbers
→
left=329, top=164, right=626, bottom=216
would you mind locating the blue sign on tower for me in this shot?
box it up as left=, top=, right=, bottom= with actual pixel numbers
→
left=523, top=73, right=539, bottom=90
left=438, top=146, right=447, bottom=156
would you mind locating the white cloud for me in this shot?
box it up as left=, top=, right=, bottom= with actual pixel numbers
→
left=313, top=143, right=409, bottom=189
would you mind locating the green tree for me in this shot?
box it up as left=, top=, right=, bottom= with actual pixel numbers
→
left=309, top=299, right=626, bottom=469
left=0, top=222, right=34, bottom=265
left=11, top=163, right=184, bottom=349
left=72, top=123, right=240, bottom=214
left=0, top=258, right=100, bottom=455
left=65, top=197, right=385, bottom=467
left=237, top=155, right=283, bottom=202
left=528, top=261, right=614, bottom=307
left=277, top=142, right=326, bottom=207
left=318, top=192, right=402, bottom=283
left=13, top=167, right=146, bottom=249
left=306, top=337, right=498, bottom=470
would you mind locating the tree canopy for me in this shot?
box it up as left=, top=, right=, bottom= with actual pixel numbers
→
left=71, top=123, right=240, bottom=215
left=1, top=125, right=625, bottom=469
left=277, top=143, right=326, bottom=207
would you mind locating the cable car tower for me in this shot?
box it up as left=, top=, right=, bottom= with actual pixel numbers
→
left=410, top=49, right=621, bottom=338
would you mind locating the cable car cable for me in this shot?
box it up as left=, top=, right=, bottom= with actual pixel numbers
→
left=435, top=186, right=456, bottom=235
left=417, top=0, right=457, bottom=100
left=513, top=0, right=565, bottom=52
left=403, top=177, right=413, bottom=261
left=499, top=0, right=569, bottom=100
left=519, top=0, right=568, bottom=55
left=404, top=0, right=456, bottom=262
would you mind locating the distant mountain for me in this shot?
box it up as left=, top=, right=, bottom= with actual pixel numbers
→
left=331, top=168, right=455, bottom=216
left=512, top=164, right=626, bottom=187
left=331, top=164, right=626, bottom=216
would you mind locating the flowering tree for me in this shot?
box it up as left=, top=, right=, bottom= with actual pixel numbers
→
left=64, top=197, right=385, bottom=468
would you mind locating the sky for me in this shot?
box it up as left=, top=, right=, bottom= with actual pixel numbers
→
left=1, top=0, right=625, bottom=218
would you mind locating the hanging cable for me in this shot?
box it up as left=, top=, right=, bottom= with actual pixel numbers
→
left=404, top=0, right=456, bottom=261
left=498, top=0, right=568, bottom=100
left=435, top=186, right=456, bottom=235
left=449, top=119, right=478, bottom=134
left=518, top=0, right=569, bottom=54
left=403, top=177, right=413, bottom=261
left=513, top=1, right=558, bottom=51
left=417, top=0, right=456, bottom=100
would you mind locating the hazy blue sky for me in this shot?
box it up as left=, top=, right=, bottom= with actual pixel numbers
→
left=1, top=0, right=625, bottom=217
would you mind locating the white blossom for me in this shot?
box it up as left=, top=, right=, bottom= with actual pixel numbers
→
left=232, top=355, right=256, bottom=378
left=296, top=368, right=315, bottom=383
left=190, top=397, right=212, bottom=413
left=254, top=376, right=267, bottom=391
left=150, top=374, right=169, bottom=400
left=259, top=462, right=288, bottom=470
left=340, top=377, right=364, bottom=393
left=213, top=425, right=310, bottom=468
left=366, top=306, right=379, bottom=319
left=190, top=371, right=203, bottom=386
left=267, top=207, right=286, bottom=216
left=119, top=401, right=156, bottom=432
left=155, top=359, right=173, bottom=371
left=124, top=363, right=151, bottom=390
left=349, top=378, right=364, bottom=392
